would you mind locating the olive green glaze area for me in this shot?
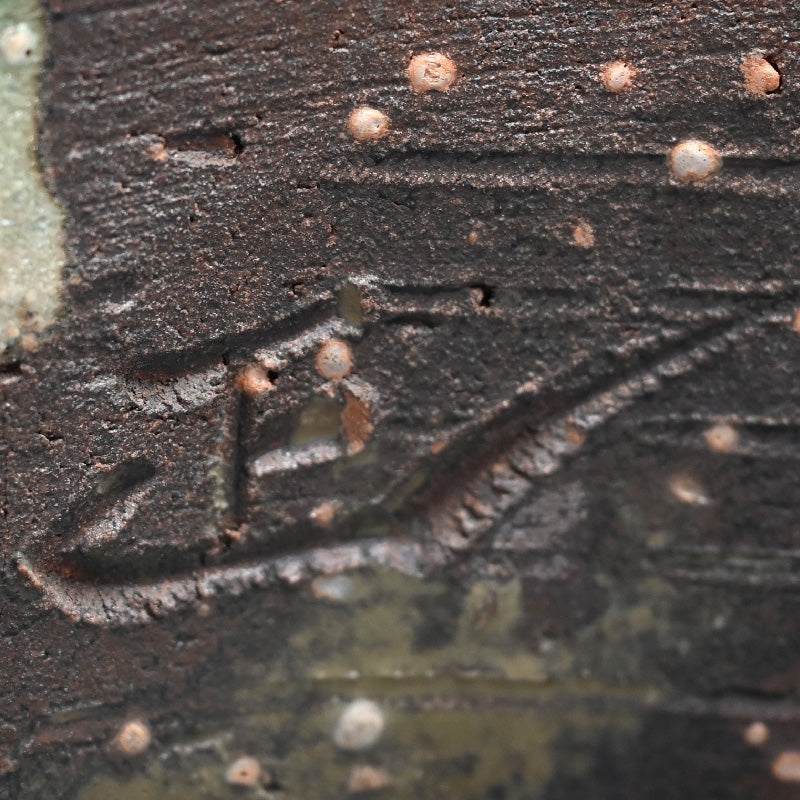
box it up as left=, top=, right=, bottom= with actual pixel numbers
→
left=0, top=0, right=65, bottom=357
left=78, top=688, right=643, bottom=800
left=71, top=568, right=691, bottom=800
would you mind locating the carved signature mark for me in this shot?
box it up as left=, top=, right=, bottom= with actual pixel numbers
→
left=15, top=279, right=796, bottom=624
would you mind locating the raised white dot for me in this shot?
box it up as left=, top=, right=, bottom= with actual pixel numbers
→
left=316, top=339, right=353, bottom=380
left=0, top=23, right=38, bottom=65
left=407, top=52, right=457, bottom=93
left=333, top=699, right=385, bottom=750
left=601, top=61, right=636, bottom=93
left=669, top=140, right=721, bottom=183
left=347, top=107, right=390, bottom=143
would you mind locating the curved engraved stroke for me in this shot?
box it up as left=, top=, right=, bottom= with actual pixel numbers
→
left=15, top=295, right=784, bottom=625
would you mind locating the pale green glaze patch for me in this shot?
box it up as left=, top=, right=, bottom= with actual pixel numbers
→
left=0, top=0, right=65, bottom=355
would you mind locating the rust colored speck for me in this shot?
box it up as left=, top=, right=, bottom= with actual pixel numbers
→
left=341, top=388, right=373, bottom=455
left=572, top=220, right=595, bottom=248
left=740, top=54, right=781, bottom=95
left=309, top=500, right=340, bottom=527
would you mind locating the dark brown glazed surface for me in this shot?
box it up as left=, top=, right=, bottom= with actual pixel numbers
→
left=4, top=2, right=800, bottom=797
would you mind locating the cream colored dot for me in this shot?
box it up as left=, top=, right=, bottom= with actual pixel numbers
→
left=572, top=220, right=595, bottom=248
left=703, top=423, right=740, bottom=453
left=741, top=54, right=781, bottom=95
left=225, top=756, right=263, bottom=787
left=601, top=61, right=636, bottom=92
left=316, top=339, right=353, bottom=380
left=773, top=751, right=800, bottom=782
left=668, top=475, right=711, bottom=506
left=237, top=364, right=274, bottom=396
left=743, top=721, right=770, bottom=747
left=333, top=699, right=385, bottom=750
left=669, top=140, right=721, bottom=183
left=407, top=52, right=457, bottom=93
left=347, top=107, right=390, bottom=142
left=112, top=719, right=151, bottom=757
left=0, top=23, right=38, bottom=65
